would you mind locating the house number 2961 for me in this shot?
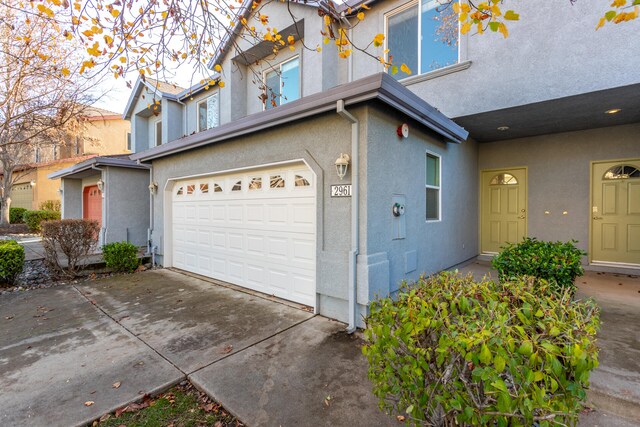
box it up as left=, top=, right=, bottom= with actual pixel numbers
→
left=331, top=184, right=352, bottom=197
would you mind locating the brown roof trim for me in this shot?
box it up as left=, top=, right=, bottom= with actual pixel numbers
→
left=131, top=73, right=468, bottom=163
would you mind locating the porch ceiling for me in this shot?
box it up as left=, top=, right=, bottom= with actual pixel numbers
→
left=454, top=83, right=640, bottom=142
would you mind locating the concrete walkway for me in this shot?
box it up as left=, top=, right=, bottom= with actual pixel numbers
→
left=2, top=265, right=638, bottom=426
left=457, top=260, right=640, bottom=426
left=0, top=269, right=394, bottom=427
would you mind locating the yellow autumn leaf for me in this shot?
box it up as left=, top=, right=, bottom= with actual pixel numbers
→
left=161, top=11, right=168, bottom=19
left=400, top=63, right=412, bottom=75
left=61, top=68, right=70, bottom=76
left=119, top=57, right=127, bottom=63
left=452, top=2, right=461, bottom=13
left=498, top=22, right=509, bottom=38
left=324, top=14, right=331, bottom=26
left=214, top=64, right=222, bottom=72
left=218, top=81, right=225, bottom=88
left=461, top=21, right=472, bottom=34
left=491, top=5, right=501, bottom=16
left=37, top=4, right=55, bottom=18
left=357, top=12, right=365, bottom=20
left=611, top=0, right=626, bottom=6
left=373, top=33, right=384, bottom=47
left=104, top=35, right=113, bottom=44
left=110, top=9, right=120, bottom=18
left=596, top=17, right=607, bottom=29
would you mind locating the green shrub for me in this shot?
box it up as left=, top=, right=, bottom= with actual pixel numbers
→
left=9, top=207, right=27, bottom=224
left=363, top=272, right=600, bottom=427
left=102, top=241, right=140, bottom=273
left=42, top=219, right=99, bottom=278
left=492, top=238, right=586, bottom=295
left=23, top=210, right=61, bottom=233
left=0, top=240, right=25, bottom=286
left=39, top=199, right=61, bottom=212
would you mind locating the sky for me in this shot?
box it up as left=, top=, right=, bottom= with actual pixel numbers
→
left=91, top=63, right=206, bottom=115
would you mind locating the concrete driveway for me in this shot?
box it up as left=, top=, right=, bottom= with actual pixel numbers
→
left=0, top=269, right=395, bottom=427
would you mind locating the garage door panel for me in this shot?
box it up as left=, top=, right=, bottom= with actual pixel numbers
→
left=172, top=165, right=316, bottom=307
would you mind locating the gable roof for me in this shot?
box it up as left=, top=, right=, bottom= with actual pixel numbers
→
left=48, top=154, right=150, bottom=180
left=131, top=73, right=468, bottom=163
left=208, top=0, right=320, bottom=69
left=123, top=77, right=186, bottom=120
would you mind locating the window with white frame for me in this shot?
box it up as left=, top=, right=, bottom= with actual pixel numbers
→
left=425, top=152, right=440, bottom=221
left=386, top=0, right=458, bottom=79
left=155, top=120, right=162, bottom=146
left=126, top=132, right=132, bottom=150
left=264, top=56, right=300, bottom=110
left=35, top=147, right=41, bottom=163
left=198, top=93, right=220, bottom=132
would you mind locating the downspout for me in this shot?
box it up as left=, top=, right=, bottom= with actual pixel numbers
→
left=91, top=164, right=106, bottom=244
left=336, top=99, right=359, bottom=334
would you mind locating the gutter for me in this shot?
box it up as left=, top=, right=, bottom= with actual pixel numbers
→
left=336, top=99, right=359, bottom=334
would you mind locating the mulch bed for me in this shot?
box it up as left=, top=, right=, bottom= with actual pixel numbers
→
left=0, top=223, right=31, bottom=236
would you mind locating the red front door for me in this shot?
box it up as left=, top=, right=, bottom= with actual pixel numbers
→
left=83, top=185, right=102, bottom=227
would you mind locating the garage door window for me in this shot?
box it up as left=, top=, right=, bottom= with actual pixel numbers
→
left=214, top=183, right=223, bottom=193
left=200, top=183, right=209, bottom=194
left=270, top=175, right=285, bottom=188
left=295, top=174, right=311, bottom=187
left=176, top=186, right=184, bottom=196
left=232, top=180, right=242, bottom=191
left=249, top=177, right=262, bottom=190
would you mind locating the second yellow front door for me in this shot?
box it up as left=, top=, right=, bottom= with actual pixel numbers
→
left=592, top=160, right=640, bottom=265
left=481, top=168, right=527, bottom=253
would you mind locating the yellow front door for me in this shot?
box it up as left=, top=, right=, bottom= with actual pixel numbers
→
left=591, top=160, right=640, bottom=265
left=481, top=168, right=527, bottom=253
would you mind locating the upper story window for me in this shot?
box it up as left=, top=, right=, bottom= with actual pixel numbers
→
left=386, top=0, right=458, bottom=80
left=35, top=147, right=41, bottom=163
left=264, top=56, right=300, bottom=110
left=198, top=93, right=220, bottom=132
left=425, top=152, right=441, bottom=221
left=155, top=120, right=162, bottom=146
left=126, top=132, right=132, bottom=151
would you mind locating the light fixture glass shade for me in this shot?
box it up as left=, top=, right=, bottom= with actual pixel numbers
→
left=30, top=180, right=36, bottom=187
left=335, top=153, right=350, bottom=180
left=97, top=179, right=104, bottom=192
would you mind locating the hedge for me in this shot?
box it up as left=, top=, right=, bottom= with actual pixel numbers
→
left=9, top=207, right=27, bottom=224
left=0, top=240, right=25, bottom=286
left=492, top=238, right=586, bottom=295
left=102, top=241, right=140, bottom=273
left=364, top=272, right=600, bottom=426
left=23, top=210, right=61, bottom=233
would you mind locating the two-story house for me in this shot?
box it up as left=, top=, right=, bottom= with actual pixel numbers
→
left=56, top=0, right=639, bottom=330
left=10, top=106, right=131, bottom=212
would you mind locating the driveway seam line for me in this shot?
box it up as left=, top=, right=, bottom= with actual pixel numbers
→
left=71, top=285, right=188, bottom=377
left=188, top=314, right=317, bottom=376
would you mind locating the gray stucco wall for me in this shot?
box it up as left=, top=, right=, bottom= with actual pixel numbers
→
left=146, top=102, right=478, bottom=324
left=478, top=122, right=640, bottom=259
left=364, top=103, right=479, bottom=296
left=163, top=99, right=184, bottom=143
left=103, top=167, right=150, bottom=246
left=61, top=178, right=82, bottom=218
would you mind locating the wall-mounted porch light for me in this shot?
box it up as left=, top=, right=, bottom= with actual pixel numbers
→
left=30, top=180, right=36, bottom=187
left=96, top=179, right=105, bottom=192
left=57, top=188, right=63, bottom=195
left=149, top=181, right=158, bottom=195
left=335, top=153, right=351, bottom=180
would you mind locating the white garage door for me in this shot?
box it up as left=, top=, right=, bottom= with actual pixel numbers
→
left=171, top=164, right=316, bottom=307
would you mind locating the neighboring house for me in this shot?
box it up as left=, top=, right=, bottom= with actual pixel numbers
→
left=9, top=106, right=131, bottom=211
left=57, top=0, right=639, bottom=329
